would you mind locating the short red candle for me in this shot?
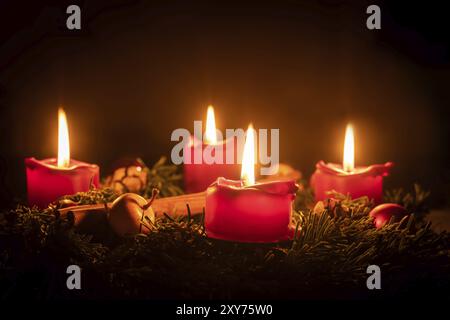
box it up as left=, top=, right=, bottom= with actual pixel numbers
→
left=184, top=137, right=240, bottom=193
left=311, top=124, right=393, bottom=204
left=25, top=108, right=100, bottom=208
left=25, top=157, right=99, bottom=208
left=310, top=161, right=393, bottom=204
left=205, top=177, right=298, bottom=242
left=183, top=106, right=240, bottom=193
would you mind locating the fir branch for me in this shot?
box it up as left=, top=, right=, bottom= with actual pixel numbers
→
left=59, top=187, right=118, bottom=207
left=142, top=156, right=183, bottom=198
left=0, top=182, right=448, bottom=300
left=385, top=183, right=431, bottom=216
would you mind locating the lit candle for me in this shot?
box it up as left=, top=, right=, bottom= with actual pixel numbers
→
left=183, top=105, right=240, bottom=193
left=311, top=123, right=393, bottom=204
left=205, top=124, right=298, bottom=243
left=25, top=108, right=100, bottom=208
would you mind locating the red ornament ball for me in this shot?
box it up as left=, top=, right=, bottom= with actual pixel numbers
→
left=369, top=203, right=408, bottom=228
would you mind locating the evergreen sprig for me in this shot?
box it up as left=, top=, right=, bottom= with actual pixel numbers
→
left=142, top=156, right=184, bottom=198
left=385, top=183, right=431, bottom=217
left=59, top=187, right=118, bottom=207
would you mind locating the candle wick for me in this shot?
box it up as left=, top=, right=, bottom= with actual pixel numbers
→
left=242, top=176, right=253, bottom=187
left=58, top=161, right=70, bottom=169
left=344, top=167, right=353, bottom=174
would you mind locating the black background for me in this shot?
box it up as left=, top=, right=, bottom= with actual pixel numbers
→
left=0, top=0, right=449, bottom=207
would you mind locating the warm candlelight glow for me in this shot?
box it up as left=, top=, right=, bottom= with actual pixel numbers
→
left=343, top=123, right=354, bottom=172
left=57, top=108, right=70, bottom=168
left=204, top=105, right=217, bottom=145
left=241, top=124, right=256, bottom=186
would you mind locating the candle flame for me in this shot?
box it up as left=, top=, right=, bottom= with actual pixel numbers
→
left=343, top=123, right=354, bottom=172
left=204, top=105, right=217, bottom=145
left=241, top=124, right=256, bottom=186
left=57, top=108, right=70, bottom=168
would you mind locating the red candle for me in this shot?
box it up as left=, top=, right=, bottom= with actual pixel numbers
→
left=25, top=108, right=99, bottom=208
left=184, top=106, right=240, bottom=193
left=205, top=124, right=298, bottom=243
left=311, top=124, right=393, bottom=204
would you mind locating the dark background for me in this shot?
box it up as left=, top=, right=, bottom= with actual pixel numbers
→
left=0, top=0, right=449, bottom=207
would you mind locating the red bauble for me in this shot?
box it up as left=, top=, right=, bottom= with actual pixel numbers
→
left=369, top=203, right=408, bottom=228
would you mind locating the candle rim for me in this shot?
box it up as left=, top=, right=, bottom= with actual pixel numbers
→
left=316, top=160, right=393, bottom=177
left=211, top=177, right=299, bottom=196
left=25, top=157, right=99, bottom=171
left=189, top=134, right=237, bottom=147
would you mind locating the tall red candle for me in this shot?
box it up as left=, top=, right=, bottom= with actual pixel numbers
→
left=184, top=106, right=240, bottom=193
left=25, top=108, right=99, bottom=208
left=205, top=124, right=298, bottom=243
left=311, top=124, right=393, bottom=204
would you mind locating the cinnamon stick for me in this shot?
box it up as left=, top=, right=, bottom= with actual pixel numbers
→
left=59, top=191, right=206, bottom=222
